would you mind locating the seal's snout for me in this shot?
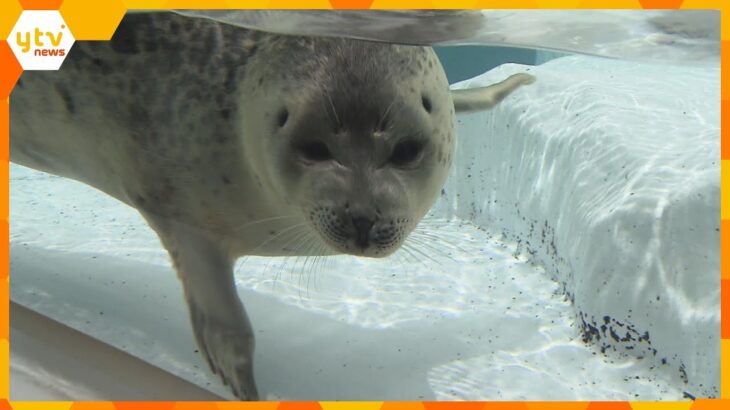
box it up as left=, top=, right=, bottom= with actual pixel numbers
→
left=352, top=216, right=374, bottom=249
left=308, top=203, right=410, bottom=257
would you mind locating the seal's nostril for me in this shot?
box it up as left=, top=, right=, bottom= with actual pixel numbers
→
left=352, top=217, right=374, bottom=248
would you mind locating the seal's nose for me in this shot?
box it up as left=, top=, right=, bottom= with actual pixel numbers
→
left=352, top=217, right=374, bottom=249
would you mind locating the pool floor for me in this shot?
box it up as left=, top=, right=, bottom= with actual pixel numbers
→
left=10, top=164, right=686, bottom=400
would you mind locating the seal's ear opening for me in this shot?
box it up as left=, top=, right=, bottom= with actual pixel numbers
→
left=421, top=95, right=432, bottom=113
left=277, top=108, right=289, bottom=128
left=451, top=72, right=536, bottom=114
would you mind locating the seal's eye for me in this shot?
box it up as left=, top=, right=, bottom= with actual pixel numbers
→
left=298, top=141, right=333, bottom=162
left=390, top=139, right=424, bottom=166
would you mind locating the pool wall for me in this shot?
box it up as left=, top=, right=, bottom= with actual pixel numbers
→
left=434, top=46, right=567, bottom=84
left=434, top=55, right=721, bottom=397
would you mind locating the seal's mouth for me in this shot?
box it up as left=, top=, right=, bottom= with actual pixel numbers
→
left=306, top=210, right=410, bottom=257
left=319, top=224, right=404, bottom=258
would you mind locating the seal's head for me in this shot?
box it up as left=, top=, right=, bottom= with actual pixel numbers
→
left=243, top=36, right=454, bottom=257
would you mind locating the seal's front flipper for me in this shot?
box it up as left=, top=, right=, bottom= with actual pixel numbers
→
left=451, top=72, right=536, bottom=114
left=144, top=215, right=259, bottom=400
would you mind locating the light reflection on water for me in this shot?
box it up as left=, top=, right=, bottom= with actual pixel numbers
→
left=10, top=159, right=687, bottom=399
left=234, top=219, right=560, bottom=330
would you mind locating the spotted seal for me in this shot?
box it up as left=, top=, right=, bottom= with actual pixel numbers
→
left=10, top=12, right=534, bottom=399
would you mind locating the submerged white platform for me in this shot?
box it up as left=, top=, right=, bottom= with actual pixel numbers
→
left=444, top=55, right=720, bottom=397
left=9, top=54, right=720, bottom=400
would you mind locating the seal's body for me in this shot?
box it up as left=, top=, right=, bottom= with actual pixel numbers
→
left=10, top=13, right=534, bottom=399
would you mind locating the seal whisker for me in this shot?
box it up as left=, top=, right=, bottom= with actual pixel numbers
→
left=309, top=237, right=330, bottom=292
left=291, top=230, right=322, bottom=298
left=274, top=226, right=313, bottom=276
left=407, top=233, right=460, bottom=261
left=382, top=101, right=409, bottom=133
left=316, top=242, right=333, bottom=285
left=258, top=225, right=310, bottom=281
left=293, top=231, right=321, bottom=296
left=410, top=230, right=469, bottom=256
left=388, top=248, right=410, bottom=275
left=414, top=237, right=458, bottom=260
left=397, top=244, right=425, bottom=268
left=254, top=226, right=310, bottom=285
left=403, top=239, right=443, bottom=267
left=300, top=237, right=318, bottom=295
left=249, top=222, right=310, bottom=255
left=307, top=231, right=332, bottom=289
left=324, top=89, right=341, bottom=128
left=377, top=99, right=397, bottom=131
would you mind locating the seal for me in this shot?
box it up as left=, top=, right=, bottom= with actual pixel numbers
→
left=10, top=12, right=534, bottom=399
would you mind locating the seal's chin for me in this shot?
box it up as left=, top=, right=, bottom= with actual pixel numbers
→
left=327, top=240, right=402, bottom=258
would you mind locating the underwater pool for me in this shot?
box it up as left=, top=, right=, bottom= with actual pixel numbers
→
left=9, top=43, right=720, bottom=400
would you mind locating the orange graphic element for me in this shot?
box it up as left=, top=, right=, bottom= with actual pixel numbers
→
left=320, top=404, right=385, bottom=410
left=18, top=0, right=64, bottom=9
left=278, top=403, right=323, bottom=410
left=267, top=0, right=333, bottom=7
left=0, top=41, right=22, bottom=100
left=329, top=0, right=375, bottom=8
left=480, top=404, right=529, bottom=410
left=380, top=403, right=425, bottom=410
left=217, top=403, right=280, bottom=410
left=720, top=280, right=730, bottom=339
left=691, top=399, right=730, bottom=409
left=0, top=269, right=6, bottom=339
left=720, top=159, right=730, bottom=219
left=629, top=403, right=691, bottom=410
left=722, top=340, right=730, bottom=398
left=0, top=225, right=5, bottom=283
left=320, top=403, right=385, bottom=410
left=370, top=0, right=435, bottom=7
left=0, top=0, right=22, bottom=40
left=123, top=1, right=167, bottom=9
left=1, top=97, right=5, bottom=298
left=723, top=100, right=728, bottom=160
left=0, top=339, right=8, bottom=399
left=720, top=42, right=730, bottom=101
left=0, top=98, right=6, bottom=163
left=171, top=403, right=217, bottom=410
left=586, top=403, right=632, bottom=410
left=638, top=0, right=684, bottom=7
left=69, top=403, right=117, bottom=410
left=113, top=403, right=176, bottom=410
left=60, top=0, right=126, bottom=40
left=163, top=0, right=228, bottom=7
left=0, top=399, right=10, bottom=410
left=525, top=403, right=588, bottom=410
left=720, top=221, right=730, bottom=278
left=424, top=403, right=487, bottom=410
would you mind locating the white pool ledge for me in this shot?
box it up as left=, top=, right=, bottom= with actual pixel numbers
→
left=442, top=56, right=720, bottom=397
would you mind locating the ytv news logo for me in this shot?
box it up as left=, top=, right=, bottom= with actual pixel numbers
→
left=9, top=10, right=75, bottom=70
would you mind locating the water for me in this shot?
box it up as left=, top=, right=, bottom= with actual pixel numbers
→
left=173, top=9, right=720, bottom=64
left=8, top=11, right=720, bottom=398
left=9, top=164, right=686, bottom=400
